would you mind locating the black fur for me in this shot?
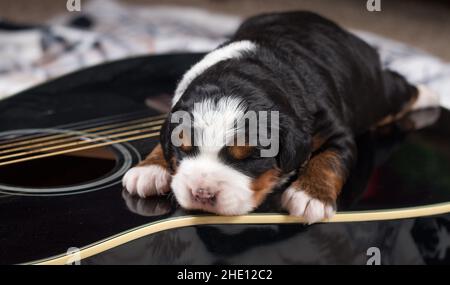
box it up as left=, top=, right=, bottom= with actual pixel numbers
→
left=165, top=11, right=417, bottom=181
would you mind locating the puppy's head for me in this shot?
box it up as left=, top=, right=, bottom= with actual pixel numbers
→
left=161, top=90, right=310, bottom=215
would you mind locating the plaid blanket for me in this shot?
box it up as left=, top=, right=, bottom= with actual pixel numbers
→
left=1, top=0, right=449, bottom=110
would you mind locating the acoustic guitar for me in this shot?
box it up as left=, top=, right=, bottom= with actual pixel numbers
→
left=0, top=53, right=449, bottom=265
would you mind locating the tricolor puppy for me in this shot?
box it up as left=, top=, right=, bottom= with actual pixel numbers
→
left=123, top=12, right=439, bottom=223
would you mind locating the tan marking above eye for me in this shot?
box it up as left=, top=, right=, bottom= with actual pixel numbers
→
left=179, top=130, right=192, bottom=152
left=180, top=143, right=192, bottom=153
left=227, top=145, right=254, bottom=160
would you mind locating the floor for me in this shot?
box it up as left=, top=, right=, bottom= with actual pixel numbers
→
left=0, top=0, right=449, bottom=61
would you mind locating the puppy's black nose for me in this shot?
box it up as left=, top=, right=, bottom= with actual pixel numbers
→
left=193, top=188, right=216, bottom=205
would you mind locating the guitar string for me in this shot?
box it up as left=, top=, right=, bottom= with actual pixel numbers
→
left=0, top=113, right=166, bottom=149
left=0, top=110, right=154, bottom=147
left=0, top=113, right=167, bottom=150
left=0, top=131, right=160, bottom=167
left=0, top=111, right=158, bottom=148
left=0, top=118, right=165, bottom=155
left=0, top=125, right=162, bottom=162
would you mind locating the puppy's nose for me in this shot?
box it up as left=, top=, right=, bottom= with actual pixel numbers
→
left=192, top=188, right=216, bottom=205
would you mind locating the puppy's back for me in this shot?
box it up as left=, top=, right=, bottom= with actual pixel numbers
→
left=232, top=11, right=393, bottom=133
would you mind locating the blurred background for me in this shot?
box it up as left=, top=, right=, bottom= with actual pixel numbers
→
left=1, top=0, right=450, bottom=104
left=1, top=0, right=449, bottom=59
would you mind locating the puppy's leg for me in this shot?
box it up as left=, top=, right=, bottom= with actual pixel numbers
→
left=282, top=134, right=356, bottom=224
left=122, top=143, right=171, bottom=198
left=396, top=85, right=441, bottom=130
left=412, top=85, right=440, bottom=111
left=377, top=71, right=440, bottom=128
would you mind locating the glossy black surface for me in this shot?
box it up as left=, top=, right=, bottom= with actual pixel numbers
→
left=0, top=53, right=449, bottom=264
left=84, top=215, right=450, bottom=265
left=0, top=148, right=117, bottom=188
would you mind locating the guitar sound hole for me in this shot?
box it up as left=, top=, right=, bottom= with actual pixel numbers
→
left=0, top=128, right=138, bottom=195
left=0, top=147, right=117, bottom=188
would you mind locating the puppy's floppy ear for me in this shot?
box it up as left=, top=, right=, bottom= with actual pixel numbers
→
left=159, top=114, right=174, bottom=166
left=276, top=121, right=312, bottom=173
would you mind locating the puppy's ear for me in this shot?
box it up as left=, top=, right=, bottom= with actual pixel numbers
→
left=276, top=122, right=311, bottom=173
left=159, top=114, right=174, bottom=168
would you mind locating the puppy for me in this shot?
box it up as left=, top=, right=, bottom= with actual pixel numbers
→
left=123, top=12, right=439, bottom=223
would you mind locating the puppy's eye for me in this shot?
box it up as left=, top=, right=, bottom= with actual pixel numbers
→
left=227, top=145, right=254, bottom=160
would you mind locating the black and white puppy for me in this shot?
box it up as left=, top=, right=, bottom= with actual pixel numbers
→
left=123, top=11, right=439, bottom=223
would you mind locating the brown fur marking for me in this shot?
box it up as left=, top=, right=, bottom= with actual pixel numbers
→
left=179, top=130, right=193, bottom=153
left=292, top=150, right=344, bottom=203
left=375, top=92, right=419, bottom=127
left=251, top=168, right=281, bottom=206
left=312, top=134, right=326, bottom=152
left=228, top=145, right=254, bottom=160
left=138, top=143, right=168, bottom=169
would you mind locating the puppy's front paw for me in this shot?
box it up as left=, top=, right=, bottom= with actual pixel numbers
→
left=122, top=165, right=171, bottom=198
left=281, top=187, right=335, bottom=224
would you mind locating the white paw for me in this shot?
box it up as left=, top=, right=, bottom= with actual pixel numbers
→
left=122, top=165, right=171, bottom=198
left=281, top=187, right=335, bottom=224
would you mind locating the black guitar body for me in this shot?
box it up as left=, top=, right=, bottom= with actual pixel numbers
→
left=0, top=53, right=449, bottom=265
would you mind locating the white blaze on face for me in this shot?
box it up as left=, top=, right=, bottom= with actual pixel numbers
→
left=171, top=97, right=256, bottom=215
left=172, top=40, right=257, bottom=107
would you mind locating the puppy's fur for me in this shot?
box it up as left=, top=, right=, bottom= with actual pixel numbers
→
left=123, top=12, right=439, bottom=223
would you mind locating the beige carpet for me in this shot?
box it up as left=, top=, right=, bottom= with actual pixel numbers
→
left=0, top=0, right=449, bottom=61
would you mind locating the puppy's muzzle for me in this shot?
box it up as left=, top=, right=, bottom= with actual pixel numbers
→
left=192, top=187, right=217, bottom=205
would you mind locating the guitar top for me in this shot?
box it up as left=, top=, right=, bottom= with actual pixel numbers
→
left=0, top=53, right=449, bottom=265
